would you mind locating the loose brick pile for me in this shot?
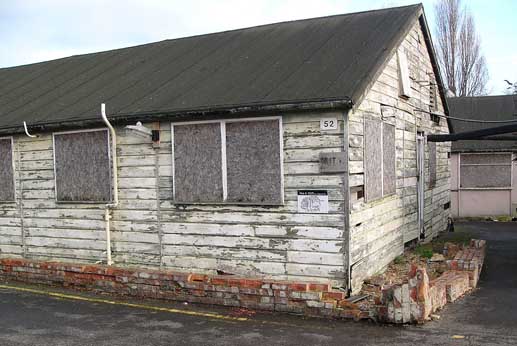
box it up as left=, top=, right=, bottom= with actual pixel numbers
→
left=378, top=239, right=486, bottom=323
left=446, top=239, right=486, bottom=288
left=0, top=258, right=370, bottom=321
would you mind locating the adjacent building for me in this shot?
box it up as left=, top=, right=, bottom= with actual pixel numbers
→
left=449, top=95, right=517, bottom=218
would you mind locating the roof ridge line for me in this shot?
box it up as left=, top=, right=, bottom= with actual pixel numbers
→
left=0, top=4, right=423, bottom=70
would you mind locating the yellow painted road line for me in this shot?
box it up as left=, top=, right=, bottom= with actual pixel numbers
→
left=0, top=284, right=248, bottom=322
left=0, top=283, right=336, bottom=330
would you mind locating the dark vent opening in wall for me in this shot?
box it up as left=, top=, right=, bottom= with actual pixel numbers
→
left=357, top=186, right=364, bottom=199
left=430, top=113, right=440, bottom=125
left=444, top=202, right=451, bottom=210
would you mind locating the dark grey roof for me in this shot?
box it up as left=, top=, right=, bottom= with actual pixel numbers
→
left=448, top=95, right=517, bottom=152
left=0, top=4, right=423, bottom=133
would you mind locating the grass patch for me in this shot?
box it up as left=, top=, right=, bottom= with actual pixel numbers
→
left=496, top=215, right=514, bottom=222
left=393, top=255, right=405, bottom=265
left=433, top=228, right=471, bottom=248
left=415, top=244, right=434, bottom=259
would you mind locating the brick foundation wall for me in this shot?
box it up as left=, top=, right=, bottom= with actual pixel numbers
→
left=378, top=239, right=486, bottom=323
left=0, top=258, right=370, bottom=321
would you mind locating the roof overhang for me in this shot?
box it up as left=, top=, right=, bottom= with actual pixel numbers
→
left=0, top=97, right=353, bottom=136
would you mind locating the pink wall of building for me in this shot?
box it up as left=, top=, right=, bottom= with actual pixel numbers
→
left=451, top=153, right=516, bottom=218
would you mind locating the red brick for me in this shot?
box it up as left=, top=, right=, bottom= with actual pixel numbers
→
left=337, top=300, right=359, bottom=309
left=210, top=277, right=229, bottom=286
left=288, top=283, right=308, bottom=292
left=241, top=279, right=263, bottom=289
left=308, top=283, right=331, bottom=292
left=322, top=291, right=345, bottom=300
left=187, top=273, right=207, bottom=283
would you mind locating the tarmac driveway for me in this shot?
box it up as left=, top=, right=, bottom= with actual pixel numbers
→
left=0, top=221, right=516, bottom=346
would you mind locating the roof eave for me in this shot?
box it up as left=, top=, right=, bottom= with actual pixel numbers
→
left=0, top=97, right=353, bottom=136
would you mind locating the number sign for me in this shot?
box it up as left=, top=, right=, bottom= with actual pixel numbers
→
left=320, top=118, right=338, bottom=130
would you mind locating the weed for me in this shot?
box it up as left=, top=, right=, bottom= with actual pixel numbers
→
left=415, top=244, right=434, bottom=259
left=393, top=255, right=405, bottom=265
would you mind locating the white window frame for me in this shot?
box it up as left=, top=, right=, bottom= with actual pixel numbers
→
left=0, top=136, right=16, bottom=203
left=52, top=128, right=113, bottom=203
left=171, top=116, right=284, bottom=205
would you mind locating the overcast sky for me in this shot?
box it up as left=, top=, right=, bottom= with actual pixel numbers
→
left=1, top=0, right=515, bottom=95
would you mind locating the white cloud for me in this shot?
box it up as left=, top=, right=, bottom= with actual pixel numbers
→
left=0, top=0, right=355, bottom=67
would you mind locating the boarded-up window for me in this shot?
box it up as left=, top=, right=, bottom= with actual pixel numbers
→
left=226, top=120, right=282, bottom=204
left=172, top=118, right=283, bottom=205
left=383, top=124, right=396, bottom=195
left=365, top=119, right=383, bottom=201
left=173, top=123, right=223, bottom=203
left=365, top=119, right=396, bottom=201
left=397, top=50, right=411, bottom=98
left=428, top=142, right=437, bottom=188
left=460, top=153, right=512, bottom=188
left=54, top=130, right=111, bottom=202
left=0, top=138, right=15, bottom=201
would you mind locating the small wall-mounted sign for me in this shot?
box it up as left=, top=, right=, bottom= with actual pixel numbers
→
left=320, top=118, right=338, bottom=130
left=297, top=190, right=329, bottom=214
left=319, top=152, right=347, bottom=173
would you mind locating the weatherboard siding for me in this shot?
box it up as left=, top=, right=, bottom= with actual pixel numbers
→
left=0, top=111, right=347, bottom=286
left=0, top=140, right=23, bottom=258
left=347, top=21, right=451, bottom=293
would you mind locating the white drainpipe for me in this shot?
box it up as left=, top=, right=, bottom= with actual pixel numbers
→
left=101, top=103, right=119, bottom=266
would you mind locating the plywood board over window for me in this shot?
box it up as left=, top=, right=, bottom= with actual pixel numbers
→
left=460, top=153, right=512, bottom=188
left=53, top=130, right=112, bottom=202
left=173, top=123, right=223, bottom=203
left=365, top=119, right=383, bottom=201
left=397, top=50, right=411, bottom=98
left=226, top=120, right=282, bottom=204
left=383, top=124, right=396, bottom=195
left=0, top=137, right=15, bottom=201
left=428, top=142, right=437, bottom=188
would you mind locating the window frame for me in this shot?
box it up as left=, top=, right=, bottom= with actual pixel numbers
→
left=364, top=119, right=397, bottom=202
left=458, top=152, right=513, bottom=190
left=171, top=116, right=284, bottom=206
left=52, top=128, right=113, bottom=204
left=0, top=136, right=16, bottom=203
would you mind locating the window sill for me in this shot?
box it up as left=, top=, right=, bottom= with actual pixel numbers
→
left=172, top=201, right=284, bottom=208
left=55, top=201, right=113, bottom=205
left=459, top=187, right=512, bottom=191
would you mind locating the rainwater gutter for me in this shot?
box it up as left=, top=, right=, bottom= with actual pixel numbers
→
left=101, top=103, right=118, bottom=266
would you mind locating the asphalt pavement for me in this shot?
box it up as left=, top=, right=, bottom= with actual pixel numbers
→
left=0, top=221, right=516, bottom=346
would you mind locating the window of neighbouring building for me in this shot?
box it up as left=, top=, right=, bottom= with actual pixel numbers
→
left=0, top=137, right=15, bottom=202
left=172, top=118, right=283, bottom=205
left=459, top=153, right=512, bottom=188
left=365, top=118, right=396, bottom=201
left=53, top=129, right=112, bottom=202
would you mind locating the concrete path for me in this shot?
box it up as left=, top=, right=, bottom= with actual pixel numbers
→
left=0, top=221, right=516, bottom=346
